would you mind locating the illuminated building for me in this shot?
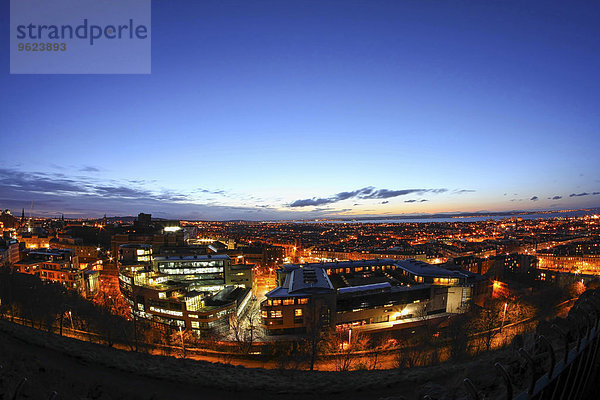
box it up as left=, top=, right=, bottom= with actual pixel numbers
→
left=537, top=240, right=600, bottom=274
left=18, top=233, right=50, bottom=249
left=261, top=258, right=489, bottom=335
left=12, top=248, right=99, bottom=297
left=538, top=253, right=600, bottom=273
left=0, top=209, right=17, bottom=229
left=310, top=248, right=428, bottom=262
left=0, top=238, right=20, bottom=265
left=50, top=236, right=100, bottom=268
left=451, top=255, right=495, bottom=275
left=110, top=213, right=185, bottom=259
left=110, top=232, right=184, bottom=259
left=117, top=245, right=253, bottom=333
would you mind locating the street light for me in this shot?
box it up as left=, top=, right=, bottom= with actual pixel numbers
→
left=501, top=302, right=508, bottom=331
left=68, top=310, right=74, bottom=330
left=179, top=326, right=186, bottom=357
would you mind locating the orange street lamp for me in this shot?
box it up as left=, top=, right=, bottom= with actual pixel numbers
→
left=68, top=310, right=74, bottom=330
left=179, top=326, right=186, bottom=357
left=501, top=302, right=508, bottom=331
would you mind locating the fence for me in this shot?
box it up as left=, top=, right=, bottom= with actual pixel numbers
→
left=452, top=288, right=600, bottom=400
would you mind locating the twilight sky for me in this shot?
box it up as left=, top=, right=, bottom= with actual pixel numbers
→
left=1, top=1, right=599, bottom=220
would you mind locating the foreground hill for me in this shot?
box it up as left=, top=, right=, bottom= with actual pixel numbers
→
left=0, top=319, right=514, bottom=400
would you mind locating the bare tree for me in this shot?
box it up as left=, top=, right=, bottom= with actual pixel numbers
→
left=304, top=299, right=329, bottom=371
left=393, top=330, right=426, bottom=369
left=229, top=307, right=261, bottom=354
left=473, top=298, right=503, bottom=352
left=170, top=327, right=197, bottom=358
left=324, top=329, right=356, bottom=371
left=265, top=340, right=310, bottom=370
left=446, top=313, right=472, bottom=361
left=362, top=334, right=394, bottom=370
left=324, top=329, right=386, bottom=371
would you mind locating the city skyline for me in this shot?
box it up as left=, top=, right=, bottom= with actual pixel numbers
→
left=1, top=1, right=599, bottom=219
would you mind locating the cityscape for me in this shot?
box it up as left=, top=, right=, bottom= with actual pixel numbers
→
left=1, top=209, right=600, bottom=398
left=2, top=1, right=600, bottom=400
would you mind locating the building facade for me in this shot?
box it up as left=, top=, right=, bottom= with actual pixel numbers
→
left=261, top=258, right=489, bottom=335
left=117, top=245, right=253, bottom=334
left=13, top=248, right=99, bottom=297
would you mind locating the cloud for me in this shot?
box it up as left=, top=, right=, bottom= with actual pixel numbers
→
left=197, top=188, right=226, bottom=196
left=548, top=195, right=562, bottom=200
left=0, top=168, right=86, bottom=194
left=95, top=185, right=153, bottom=198
left=530, top=196, right=538, bottom=201
left=381, top=201, right=389, bottom=204
left=454, top=189, right=476, bottom=194
left=288, top=198, right=333, bottom=207
left=289, top=187, right=447, bottom=207
left=0, top=167, right=193, bottom=207
left=566, top=191, right=600, bottom=198
left=0, top=167, right=369, bottom=220
left=79, top=166, right=100, bottom=172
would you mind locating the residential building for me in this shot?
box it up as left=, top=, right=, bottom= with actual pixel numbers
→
left=261, top=258, right=489, bottom=335
left=12, top=248, right=99, bottom=297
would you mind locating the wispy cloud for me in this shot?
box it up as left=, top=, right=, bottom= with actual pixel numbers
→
left=0, top=167, right=192, bottom=209
left=0, top=167, right=358, bottom=220
left=570, top=192, right=590, bottom=197
left=196, top=188, right=227, bottom=196
left=548, top=195, right=562, bottom=200
left=79, top=166, right=100, bottom=172
left=289, top=187, right=447, bottom=207
left=454, top=189, right=476, bottom=194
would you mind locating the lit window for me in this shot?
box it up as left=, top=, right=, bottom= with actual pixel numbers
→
left=272, top=299, right=281, bottom=306
left=298, top=298, right=308, bottom=304
left=283, top=298, right=294, bottom=305
left=270, top=310, right=282, bottom=318
left=294, top=309, right=302, bottom=317
left=261, top=310, right=268, bottom=318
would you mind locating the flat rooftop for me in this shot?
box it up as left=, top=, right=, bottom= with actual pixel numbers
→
left=394, top=259, right=461, bottom=278
left=153, top=254, right=230, bottom=261
left=267, top=258, right=482, bottom=299
left=280, top=258, right=397, bottom=273
left=266, top=265, right=334, bottom=298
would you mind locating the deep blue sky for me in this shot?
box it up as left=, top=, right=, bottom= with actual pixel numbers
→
left=1, top=1, right=599, bottom=219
